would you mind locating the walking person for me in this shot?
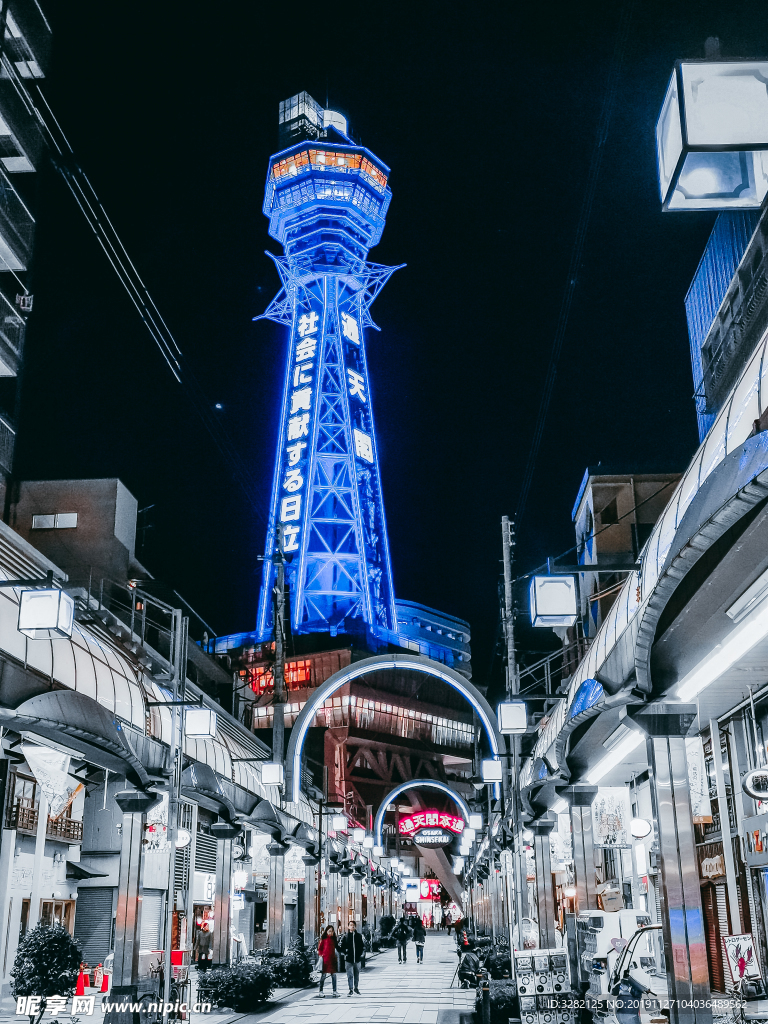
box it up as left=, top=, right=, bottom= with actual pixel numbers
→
left=413, top=918, right=426, bottom=963
left=392, top=916, right=412, bottom=964
left=316, top=925, right=341, bottom=998
left=339, top=920, right=365, bottom=996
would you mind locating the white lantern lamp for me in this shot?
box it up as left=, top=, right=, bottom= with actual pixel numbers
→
left=529, top=576, right=577, bottom=628
left=352, top=827, right=365, bottom=843
left=481, top=758, right=503, bottom=784
left=363, top=835, right=374, bottom=849
left=261, top=762, right=284, bottom=787
left=498, top=700, right=527, bottom=735
left=331, top=815, right=347, bottom=832
left=373, top=845, right=384, bottom=856
left=656, top=61, right=768, bottom=211
left=185, top=707, right=217, bottom=738
left=18, top=588, right=74, bottom=640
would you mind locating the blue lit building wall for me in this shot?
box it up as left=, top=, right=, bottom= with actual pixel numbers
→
left=684, top=211, right=759, bottom=441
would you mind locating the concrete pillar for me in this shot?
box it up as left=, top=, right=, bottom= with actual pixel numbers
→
left=0, top=822, right=16, bottom=992
left=111, top=812, right=145, bottom=988
left=213, top=839, right=233, bottom=965
left=304, top=862, right=317, bottom=949
left=533, top=832, right=557, bottom=948
left=267, top=848, right=286, bottom=954
left=27, top=794, right=48, bottom=929
left=634, top=705, right=711, bottom=1024
left=565, top=787, right=598, bottom=914
left=710, top=720, right=740, bottom=931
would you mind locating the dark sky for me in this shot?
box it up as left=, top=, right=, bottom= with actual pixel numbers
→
left=15, top=0, right=768, bottom=681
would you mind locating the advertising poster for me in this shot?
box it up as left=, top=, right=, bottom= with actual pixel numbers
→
left=591, top=787, right=632, bottom=847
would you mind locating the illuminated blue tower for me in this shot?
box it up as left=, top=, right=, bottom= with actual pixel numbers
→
left=255, top=92, right=401, bottom=639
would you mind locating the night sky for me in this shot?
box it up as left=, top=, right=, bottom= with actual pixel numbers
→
left=14, top=0, right=768, bottom=683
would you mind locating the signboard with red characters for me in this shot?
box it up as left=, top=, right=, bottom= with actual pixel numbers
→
left=398, top=811, right=465, bottom=836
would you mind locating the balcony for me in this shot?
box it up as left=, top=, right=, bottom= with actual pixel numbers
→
left=5, top=801, right=83, bottom=842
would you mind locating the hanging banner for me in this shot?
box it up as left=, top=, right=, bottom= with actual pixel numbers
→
left=145, top=792, right=169, bottom=853
left=22, top=744, right=71, bottom=816
left=685, top=736, right=713, bottom=824
left=591, top=787, right=632, bottom=848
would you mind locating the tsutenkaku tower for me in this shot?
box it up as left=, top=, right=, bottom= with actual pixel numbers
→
left=255, top=92, right=400, bottom=639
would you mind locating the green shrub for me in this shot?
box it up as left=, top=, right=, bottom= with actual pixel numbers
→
left=481, top=979, right=517, bottom=1024
left=11, top=925, right=82, bottom=1023
left=203, top=963, right=274, bottom=1010
left=274, top=937, right=313, bottom=987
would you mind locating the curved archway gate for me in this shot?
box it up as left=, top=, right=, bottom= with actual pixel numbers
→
left=373, top=780, right=471, bottom=847
left=285, top=653, right=506, bottom=804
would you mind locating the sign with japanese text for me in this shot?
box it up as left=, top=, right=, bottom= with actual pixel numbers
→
left=685, top=735, right=713, bottom=824
left=398, top=811, right=465, bottom=837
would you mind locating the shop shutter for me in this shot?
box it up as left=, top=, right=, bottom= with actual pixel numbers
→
left=140, top=889, right=165, bottom=951
left=702, top=885, right=724, bottom=994
left=74, top=888, right=114, bottom=966
left=716, top=885, right=733, bottom=991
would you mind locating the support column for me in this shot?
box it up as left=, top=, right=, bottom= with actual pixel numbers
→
left=213, top=839, right=233, bottom=965
left=267, top=848, right=286, bottom=954
left=633, top=705, right=711, bottom=1024
left=304, top=862, right=317, bottom=949
left=27, top=794, right=48, bottom=929
left=564, top=787, right=598, bottom=914
left=710, top=719, right=741, bottom=931
left=533, top=832, right=557, bottom=949
left=107, top=810, right=146, bottom=1023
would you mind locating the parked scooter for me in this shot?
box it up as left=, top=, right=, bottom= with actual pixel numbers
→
left=594, top=926, right=662, bottom=1024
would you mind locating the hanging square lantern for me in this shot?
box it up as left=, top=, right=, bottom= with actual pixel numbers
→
left=497, top=700, right=527, bottom=734
left=481, top=758, right=503, bottom=783
left=18, top=589, right=74, bottom=640
left=332, top=814, right=347, bottom=832
left=656, top=61, right=768, bottom=211
left=185, top=707, right=217, bottom=738
left=261, top=762, right=284, bottom=786
left=529, top=576, right=577, bottom=627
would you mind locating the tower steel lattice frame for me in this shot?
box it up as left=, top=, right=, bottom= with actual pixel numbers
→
left=255, top=129, right=403, bottom=640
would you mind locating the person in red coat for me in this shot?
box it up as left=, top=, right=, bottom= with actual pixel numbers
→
left=316, top=925, right=340, bottom=998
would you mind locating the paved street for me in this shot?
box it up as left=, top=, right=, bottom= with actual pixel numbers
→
left=241, top=933, right=474, bottom=1024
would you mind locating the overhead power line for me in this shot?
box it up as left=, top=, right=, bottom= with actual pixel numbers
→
left=9, top=64, right=266, bottom=520
left=515, top=0, right=636, bottom=522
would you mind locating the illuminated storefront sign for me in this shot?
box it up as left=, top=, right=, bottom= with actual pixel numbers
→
left=399, top=811, right=465, bottom=837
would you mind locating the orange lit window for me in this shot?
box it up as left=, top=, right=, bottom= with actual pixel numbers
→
left=360, top=158, right=388, bottom=190
left=248, top=665, right=273, bottom=694
left=271, top=150, right=311, bottom=180
left=308, top=149, right=362, bottom=172
left=285, top=659, right=312, bottom=689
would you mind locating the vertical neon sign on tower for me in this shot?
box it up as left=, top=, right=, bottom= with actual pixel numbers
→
left=255, top=92, right=400, bottom=638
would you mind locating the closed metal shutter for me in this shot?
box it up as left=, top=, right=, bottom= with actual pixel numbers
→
left=195, top=833, right=217, bottom=873
left=74, top=888, right=114, bottom=965
left=140, top=889, right=165, bottom=950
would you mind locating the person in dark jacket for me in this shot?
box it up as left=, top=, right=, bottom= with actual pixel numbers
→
left=412, top=919, right=426, bottom=963
left=316, top=926, right=340, bottom=997
left=339, top=921, right=365, bottom=995
left=392, top=918, right=412, bottom=963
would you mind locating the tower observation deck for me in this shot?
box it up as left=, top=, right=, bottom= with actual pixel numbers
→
left=256, top=92, right=400, bottom=640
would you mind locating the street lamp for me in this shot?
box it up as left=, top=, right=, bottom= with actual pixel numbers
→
left=332, top=815, right=347, bottom=832
left=352, top=827, right=365, bottom=842
left=656, top=60, right=768, bottom=211
left=469, top=813, right=483, bottom=830
left=18, top=588, right=74, bottom=640
left=373, top=845, right=384, bottom=856
left=185, top=707, right=217, bottom=738
left=362, top=835, right=374, bottom=849
left=481, top=759, right=502, bottom=784
left=529, top=576, right=577, bottom=628
left=261, top=762, right=284, bottom=786
left=497, top=700, right=527, bottom=735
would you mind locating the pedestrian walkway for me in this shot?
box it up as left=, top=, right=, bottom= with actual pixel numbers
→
left=248, top=933, right=474, bottom=1024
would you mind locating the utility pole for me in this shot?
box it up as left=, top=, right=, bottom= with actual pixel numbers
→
left=501, top=516, right=518, bottom=697
left=501, top=516, right=524, bottom=958
left=272, top=526, right=287, bottom=772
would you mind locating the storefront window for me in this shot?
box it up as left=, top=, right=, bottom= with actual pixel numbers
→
left=40, top=900, right=74, bottom=934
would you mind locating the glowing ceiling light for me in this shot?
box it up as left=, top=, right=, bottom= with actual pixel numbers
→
left=585, top=730, right=644, bottom=785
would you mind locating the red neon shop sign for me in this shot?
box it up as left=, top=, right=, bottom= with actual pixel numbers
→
left=398, top=811, right=465, bottom=836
